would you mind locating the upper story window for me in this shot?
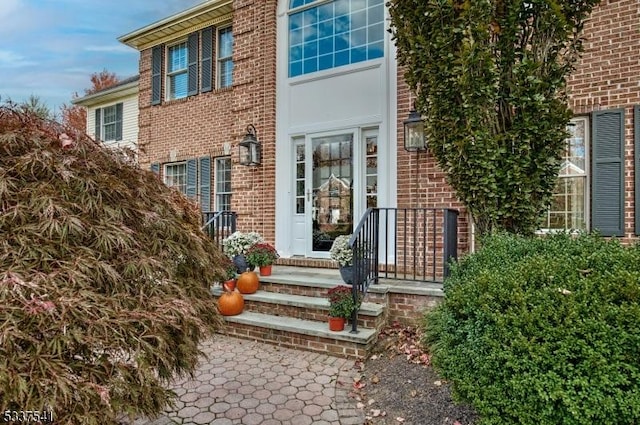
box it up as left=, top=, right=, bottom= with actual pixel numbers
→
left=95, top=103, right=123, bottom=142
left=218, top=27, right=234, bottom=88
left=288, top=0, right=385, bottom=78
left=151, top=24, right=233, bottom=105
left=167, top=41, right=188, bottom=100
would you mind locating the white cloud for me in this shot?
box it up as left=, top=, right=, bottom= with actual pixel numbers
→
left=0, top=49, right=36, bottom=67
left=84, top=44, right=133, bottom=54
left=0, top=0, right=21, bottom=19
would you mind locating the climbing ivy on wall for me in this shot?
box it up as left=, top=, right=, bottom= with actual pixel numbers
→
left=389, top=0, right=601, bottom=236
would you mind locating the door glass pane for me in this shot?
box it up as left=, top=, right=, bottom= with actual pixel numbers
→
left=312, top=134, right=353, bottom=251
left=294, top=138, right=305, bottom=214
left=365, top=134, right=378, bottom=208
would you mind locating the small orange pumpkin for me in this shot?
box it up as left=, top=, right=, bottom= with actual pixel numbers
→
left=218, top=290, right=244, bottom=316
left=237, top=271, right=260, bottom=294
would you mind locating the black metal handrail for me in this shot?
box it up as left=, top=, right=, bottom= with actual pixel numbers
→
left=201, top=211, right=237, bottom=250
left=348, top=208, right=379, bottom=333
left=377, top=208, right=459, bottom=282
left=347, top=207, right=459, bottom=333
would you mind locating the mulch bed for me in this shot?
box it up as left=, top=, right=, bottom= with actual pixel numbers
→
left=351, top=323, right=479, bottom=425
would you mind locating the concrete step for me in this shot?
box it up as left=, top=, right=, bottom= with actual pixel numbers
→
left=256, top=267, right=346, bottom=298
left=219, top=311, right=377, bottom=358
left=212, top=288, right=386, bottom=330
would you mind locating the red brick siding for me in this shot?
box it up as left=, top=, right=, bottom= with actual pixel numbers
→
left=568, top=0, right=640, bottom=242
left=139, top=0, right=278, bottom=244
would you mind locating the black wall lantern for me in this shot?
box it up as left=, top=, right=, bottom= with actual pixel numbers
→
left=403, top=106, right=426, bottom=152
left=239, top=124, right=261, bottom=166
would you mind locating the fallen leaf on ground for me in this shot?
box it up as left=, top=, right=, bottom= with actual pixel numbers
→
left=396, top=417, right=405, bottom=423
left=370, top=409, right=386, bottom=417
left=371, top=374, right=380, bottom=384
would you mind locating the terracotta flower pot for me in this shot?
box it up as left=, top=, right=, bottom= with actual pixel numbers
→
left=328, top=316, right=345, bottom=332
left=223, top=279, right=236, bottom=292
left=259, top=265, right=272, bottom=276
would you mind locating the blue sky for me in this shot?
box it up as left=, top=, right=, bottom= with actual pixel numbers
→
left=0, top=0, right=203, bottom=115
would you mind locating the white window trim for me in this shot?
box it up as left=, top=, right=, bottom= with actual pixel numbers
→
left=166, top=40, right=188, bottom=100
left=97, top=104, right=119, bottom=142
left=217, top=26, right=233, bottom=89
left=214, top=156, right=232, bottom=211
left=163, top=161, right=188, bottom=194
left=538, top=116, right=590, bottom=234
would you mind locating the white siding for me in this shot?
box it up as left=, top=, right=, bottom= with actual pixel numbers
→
left=86, top=93, right=139, bottom=152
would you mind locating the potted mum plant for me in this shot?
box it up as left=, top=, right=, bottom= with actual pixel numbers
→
left=219, top=256, right=237, bottom=291
left=246, top=242, right=279, bottom=276
left=223, top=231, right=264, bottom=273
left=327, top=285, right=359, bottom=331
left=329, top=235, right=353, bottom=285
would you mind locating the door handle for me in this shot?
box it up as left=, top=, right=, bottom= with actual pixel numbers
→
left=307, top=189, right=311, bottom=202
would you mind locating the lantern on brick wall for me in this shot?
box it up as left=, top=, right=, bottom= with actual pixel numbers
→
left=239, top=124, right=261, bottom=166
left=403, top=106, right=426, bottom=152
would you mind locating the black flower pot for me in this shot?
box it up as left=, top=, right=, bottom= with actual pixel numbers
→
left=339, top=265, right=354, bottom=285
left=233, top=254, right=255, bottom=273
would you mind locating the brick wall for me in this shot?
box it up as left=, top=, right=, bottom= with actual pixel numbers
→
left=396, top=0, right=640, bottom=248
left=396, top=68, right=471, bottom=255
left=139, top=0, right=278, bottom=244
left=568, top=0, right=640, bottom=242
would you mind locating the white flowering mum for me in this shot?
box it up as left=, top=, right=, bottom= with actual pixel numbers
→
left=329, top=235, right=353, bottom=266
left=223, top=231, right=264, bottom=257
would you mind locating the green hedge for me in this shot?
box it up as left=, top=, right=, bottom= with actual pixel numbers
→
left=425, top=233, right=640, bottom=425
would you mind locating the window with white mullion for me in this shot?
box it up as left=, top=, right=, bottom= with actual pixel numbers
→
left=102, top=105, right=117, bottom=141
left=215, top=157, right=232, bottom=211
left=365, top=133, right=378, bottom=208
left=542, top=117, right=589, bottom=231
left=164, top=162, right=187, bottom=194
left=288, top=0, right=385, bottom=77
left=295, top=141, right=305, bottom=214
left=167, top=41, right=188, bottom=99
left=217, top=27, right=233, bottom=88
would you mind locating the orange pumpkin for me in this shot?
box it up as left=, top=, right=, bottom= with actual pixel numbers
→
left=218, top=290, right=244, bottom=316
left=237, top=271, right=260, bottom=294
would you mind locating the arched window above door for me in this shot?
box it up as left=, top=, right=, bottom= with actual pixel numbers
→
left=288, top=0, right=385, bottom=78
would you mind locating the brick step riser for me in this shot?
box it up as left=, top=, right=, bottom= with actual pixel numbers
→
left=219, top=322, right=371, bottom=359
left=257, top=281, right=344, bottom=298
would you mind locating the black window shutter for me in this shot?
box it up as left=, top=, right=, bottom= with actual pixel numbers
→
left=592, top=108, right=625, bottom=237
left=115, top=103, right=123, bottom=141
left=186, top=159, right=198, bottom=199
left=199, top=156, right=212, bottom=211
left=94, top=109, right=101, bottom=140
left=151, top=45, right=163, bottom=105
left=188, top=32, right=199, bottom=96
left=150, top=163, right=160, bottom=176
left=635, top=106, right=640, bottom=235
left=201, top=27, right=213, bottom=93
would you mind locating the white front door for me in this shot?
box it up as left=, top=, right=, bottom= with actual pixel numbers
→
left=290, top=128, right=379, bottom=257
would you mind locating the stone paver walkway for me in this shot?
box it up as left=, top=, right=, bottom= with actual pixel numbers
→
left=129, top=335, right=364, bottom=425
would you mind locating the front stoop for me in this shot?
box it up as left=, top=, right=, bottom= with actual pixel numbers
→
left=211, top=265, right=444, bottom=359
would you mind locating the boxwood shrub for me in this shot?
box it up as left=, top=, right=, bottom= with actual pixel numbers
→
left=425, top=233, right=640, bottom=425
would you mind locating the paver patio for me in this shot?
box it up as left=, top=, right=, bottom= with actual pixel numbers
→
left=127, top=335, right=365, bottom=425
